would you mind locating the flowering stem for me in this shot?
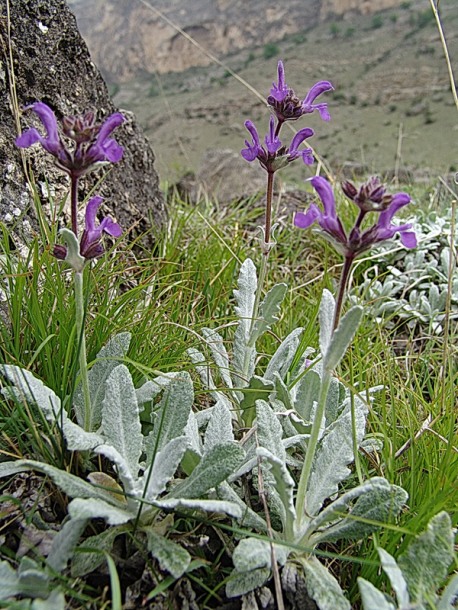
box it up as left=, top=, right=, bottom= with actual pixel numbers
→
left=74, top=270, right=92, bottom=431
left=333, top=254, right=355, bottom=330
left=264, top=170, right=274, bottom=249
left=295, top=367, right=332, bottom=533
left=70, top=174, right=79, bottom=237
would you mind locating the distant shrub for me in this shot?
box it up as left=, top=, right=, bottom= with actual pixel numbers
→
left=344, top=26, right=355, bottom=38
left=416, top=9, right=434, bottom=28
left=389, top=104, right=397, bottom=113
left=329, top=23, right=340, bottom=38
left=401, top=1, right=411, bottom=8
left=290, top=32, right=307, bottom=45
left=370, top=15, right=383, bottom=29
left=390, top=14, right=397, bottom=24
left=263, top=42, right=280, bottom=60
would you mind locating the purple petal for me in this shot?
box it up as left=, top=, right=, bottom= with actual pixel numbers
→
left=310, top=176, right=337, bottom=219
left=302, top=81, right=334, bottom=106
left=294, top=204, right=321, bottom=229
left=99, top=217, right=122, bottom=238
left=102, top=139, right=124, bottom=163
left=400, top=230, right=417, bottom=248
left=289, top=127, right=314, bottom=153
left=300, top=148, right=315, bottom=166
left=84, top=195, right=104, bottom=237
left=265, top=116, right=282, bottom=155
left=241, top=120, right=261, bottom=162
left=96, top=112, right=125, bottom=144
left=270, top=60, right=289, bottom=102
left=378, top=192, right=411, bottom=226
left=314, top=103, right=332, bottom=122
left=16, top=102, right=62, bottom=155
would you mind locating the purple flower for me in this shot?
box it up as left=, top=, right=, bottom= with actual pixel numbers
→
left=16, top=102, right=125, bottom=177
left=79, top=196, right=122, bottom=259
left=342, top=176, right=396, bottom=212
left=267, top=60, right=334, bottom=125
left=241, top=118, right=314, bottom=173
left=294, top=176, right=417, bottom=256
left=294, top=176, right=347, bottom=247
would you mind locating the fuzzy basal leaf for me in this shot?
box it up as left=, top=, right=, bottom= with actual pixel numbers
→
left=358, top=578, right=396, bottom=610
left=257, top=447, right=295, bottom=535
left=324, top=305, right=362, bottom=370
left=146, top=372, right=194, bottom=459
left=169, top=442, right=244, bottom=499
left=397, top=511, right=454, bottom=602
left=74, top=332, right=131, bottom=430
left=0, top=560, right=20, bottom=599
left=249, top=282, right=287, bottom=347
left=306, top=404, right=367, bottom=518
left=154, top=498, right=242, bottom=520
left=232, top=258, right=257, bottom=381
left=302, top=556, right=351, bottom=610
left=145, top=528, right=191, bottom=578
left=264, top=327, right=304, bottom=382
left=378, top=548, right=409, bottom=608
left=256, top=400, right=285, bottom=462
left=226, top=567, right=271, bottom=598
left=143, top=435, right=189, bottom=501
left=203, top=400, right=234, bottom=453
left=68, top=497, right=134, bottom=525
left=101, top=364, right=142, bottom=478
left=201, top=327, right=233, bottom=389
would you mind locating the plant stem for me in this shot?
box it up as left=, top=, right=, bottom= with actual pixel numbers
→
left=74, top=270, right=92, bottom=430
left=333, top=254, right=354, bottom=330
left=295, top=367, right=332, bottom=531
left=70, top=174, right=79, bottom=237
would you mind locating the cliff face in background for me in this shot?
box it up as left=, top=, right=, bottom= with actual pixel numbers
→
left=67, top=0, right=406, bottom=81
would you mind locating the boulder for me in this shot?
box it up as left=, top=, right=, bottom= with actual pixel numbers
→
left=0, top=0, right=165, bottom=254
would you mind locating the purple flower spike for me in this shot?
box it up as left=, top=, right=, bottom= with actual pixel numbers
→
left=267, top=60, right=334, bottom=124
left=270, top=60, right=289, bottom=102
left=16, top=102, right=125, bottom=177
left=79, top=196, right=122, bottom=260
left=372, top=194, right=417, bottom=248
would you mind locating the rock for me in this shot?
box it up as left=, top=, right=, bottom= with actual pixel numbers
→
left=0, top=0, right=165, bottom=254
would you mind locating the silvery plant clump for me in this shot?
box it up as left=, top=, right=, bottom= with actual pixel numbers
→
left=349, top=208, right=458, bottom=334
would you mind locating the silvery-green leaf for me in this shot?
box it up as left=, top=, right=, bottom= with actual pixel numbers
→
left=272, top=373, right=294, bottom=411
left=201, top=327, right=233, bottom=389
left=181, top=411, right=202, bottom=475
left=397, top=511, right=454, bottom=602
left=143, top=436, right=189, bottom=501
left=59, top=227, right=85, bottom=272
left=249, top=282, right=287, bottom=348
left=101, top=364, right=142, bottom=478
left=146, top=373, right=193, bottom=459
left=217, top=482, right=267, bottom=530
left=310, top=478, right=407, bottom=542
left=226, top=567, right=271, bottom=598
left=92, top=444, right=139, bottom=499
left=0, top=460, right=119, bottom=504
left=378, top=548, right=409, bottom=608
left=0, top=560, right=20, bottom=599
left=319, top=289, right=335, bottom=357
left=358, top=578, right=396, bottom=610
left=302, top=556, right=351, bottom=610
left=203, top=400, right=234, bottom=453
left=257, top=447, right=295, bottom=536
left=17, top=559, right=49, bottom=599
left=187, top=347, right=217, bottom=391
left=239, top=376, right=274, bottom=424
left=256, top=400, right=285, bottom=462
left=264, top=327, right=304, bottom=382
left=46, top=517, right=88, bottom=572
left=294, top=368, right=321, bottom=423
left=306, top=405, right=367, bottom=517
left=324, top=306, right=362, bottom=370
left=232, top=538, right=288, bottom=573
left=74, top=332, right=131, bottom=430
left=71, top=526, right=126, bottom=578
left=145, top=528, right=191, bottom=578
left=154, top=498, right=242, bottom=519
left=438, top=573, right=458, bottom=609
left=31, top=589, right=65, bottom=610
left=232, top=258, right=257, bottom=383
left=68, top=497, right=134, bottom=525
left=1, top=365, right=104, bottom=451
left=169, top=442, right=244, bottom=499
